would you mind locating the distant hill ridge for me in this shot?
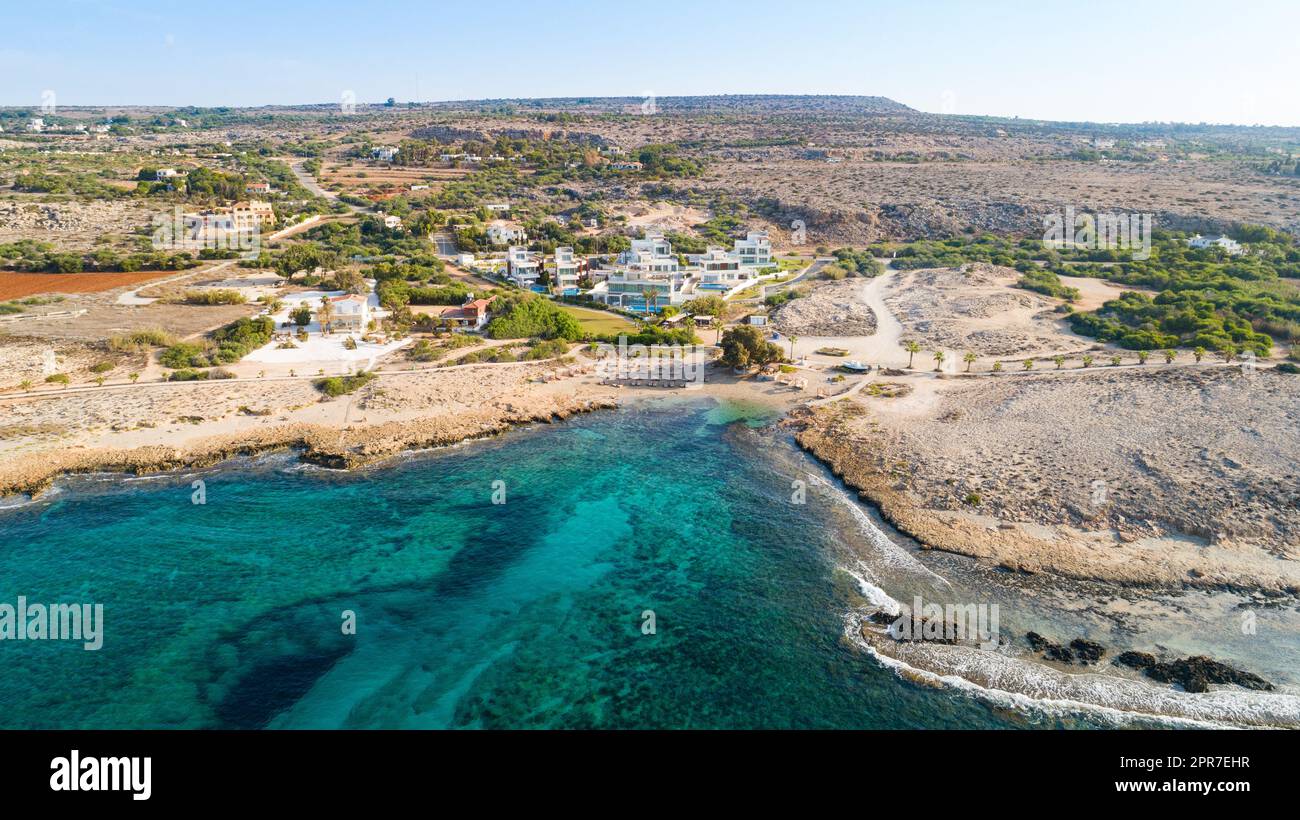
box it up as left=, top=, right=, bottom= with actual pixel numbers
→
left=427, top=94, right=915, bottom=115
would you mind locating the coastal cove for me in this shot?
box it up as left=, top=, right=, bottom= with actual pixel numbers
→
left=1, top=397, right=1295, bottom=729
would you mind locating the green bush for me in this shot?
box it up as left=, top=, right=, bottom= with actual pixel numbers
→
left=182, top=289, right=247, bottom=305
left=160, top=342, right=211, bottom=369
left=314, top=371, right=376, bottom=396
left=523, top=339, right=571, bottom=360
left=166, top=369, right=209, bottom=381
left=108, top=328, right=175, bottom=351
left=485, top=295, right=582, bottom=341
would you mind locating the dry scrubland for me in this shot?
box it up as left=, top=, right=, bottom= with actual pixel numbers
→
left=794, top=365, right=1300, bottom=592
left=771, top=278, right=878, bottom=336
left=0, top=199, right=158, bottom=250
left=0, top=360, right=617, bottom=496
left=886, top=263, right=1097, bottom=357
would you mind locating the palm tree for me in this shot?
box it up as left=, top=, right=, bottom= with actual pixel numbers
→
left=1193, top=346, right=1206, bottom=363
left=1219, top=344, right=1237, bottom=363
left=711, top=318, right=723, bottom=345
left=789, top=334, right=798, bottom=360
left=1137, top=350, right=1149, bottom=364
left=1052, top=355, right=1065, bottom=369
left=129, top=372, right=139, bottom=384
left=903, top=340, right=921, bottom=369
left=963, top=351, right=976, bottom=372
left=317, top=295, right=335, bottom=335
left=19, top=379, right=32, bottom=392
left=1023, top=358, right=1035, bottom=371
left=932, top=350, right=945, bottom=372
left=641, top=288, right=657, bottom=316
left=1081, top=354, right=1094, bottom=368
left=1161, top=349, right=1176, bottom=364
left=1110, top=354, right=1123, bottom=367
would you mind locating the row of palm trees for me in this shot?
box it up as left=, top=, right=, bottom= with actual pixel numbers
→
left=901, top=339, right=1239, bottom=373
left=17, top=372, right=142, bottom=392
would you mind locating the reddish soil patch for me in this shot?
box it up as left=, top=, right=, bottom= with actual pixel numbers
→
left=0, top=271, right=173, bottom=301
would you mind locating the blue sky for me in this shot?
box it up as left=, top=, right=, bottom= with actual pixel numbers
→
left=4, top=0, right=1299, bottom=125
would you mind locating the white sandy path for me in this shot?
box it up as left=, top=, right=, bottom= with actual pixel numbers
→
left=795, top=264, right=908, bottom=369
left=116, top=260, right=240, bottom=306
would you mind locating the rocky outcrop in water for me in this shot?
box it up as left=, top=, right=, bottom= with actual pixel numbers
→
left=1025, top=632, right=1106, bottom=665
left=1114, top=651, right=1274, bottom=693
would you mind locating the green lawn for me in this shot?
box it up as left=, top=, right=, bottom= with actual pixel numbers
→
left=556, top=304, right=639, bottom=335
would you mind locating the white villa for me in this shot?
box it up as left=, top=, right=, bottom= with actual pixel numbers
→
left=506, top=246, right=542, bottom=288
left=371, top=146, right=398, bottom=161
left=732, top=231, right=774, bottom=268
left=1188, top=234, right=1244, bottom=255
left=328, top=294, right=372, bottom=332
left=548, top=246, right=583, bottom=292
left=588, top=230, right=778, bottom=312
left=593, top=231, right=689, bottom=311
left=488, top=221, right=527, bottom=245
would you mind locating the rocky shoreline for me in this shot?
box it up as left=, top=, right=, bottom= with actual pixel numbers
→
left=786, top=399, right=1300, bottom=594
left=0, top=393, right=618, bottom=499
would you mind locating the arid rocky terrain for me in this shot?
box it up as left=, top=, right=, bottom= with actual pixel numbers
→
left=772, top=278, right=877, bottom=337
left=793, top=363, right=1300, bottom=592
left=887, top=263, right=1094, bottom=357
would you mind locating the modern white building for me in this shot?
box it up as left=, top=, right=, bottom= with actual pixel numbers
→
left=595, top=232, right=690, bottom=311
left=487, top=221, right=527, bottom=246
left=588, top=229, right=777, bottom=312
left=506, top=246, right=542, bottom=288
left=731, top=231, right=774, bottom=269
left=691, top=246, right=748, bottom=287
left=328, top=294, right=372, bottom=332
left=549, top=246, right=583, bottom=292
left=371, top=146, right=398, bottom=161
left=1188, top=234, right=1244, bottom=255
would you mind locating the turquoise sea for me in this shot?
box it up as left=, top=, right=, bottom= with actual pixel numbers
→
left=0, top=398, right=1173, bottom=728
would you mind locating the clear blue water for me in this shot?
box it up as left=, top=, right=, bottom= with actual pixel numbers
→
left=0, top=398, right=1037, bottom=729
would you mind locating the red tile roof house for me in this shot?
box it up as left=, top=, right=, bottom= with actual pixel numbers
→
left=431, top=296, right=496, bottom=332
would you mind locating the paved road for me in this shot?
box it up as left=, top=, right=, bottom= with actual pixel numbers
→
left=288, top=159, right=365, bottom=213
left=432, top=232, right=458, bottom=256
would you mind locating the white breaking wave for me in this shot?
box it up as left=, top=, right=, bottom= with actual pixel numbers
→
left=844, top=611, right=1300, bottom=729
left=810, top=472, right=951, bottom=587
left=841, top=563, right=902, bottom=616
